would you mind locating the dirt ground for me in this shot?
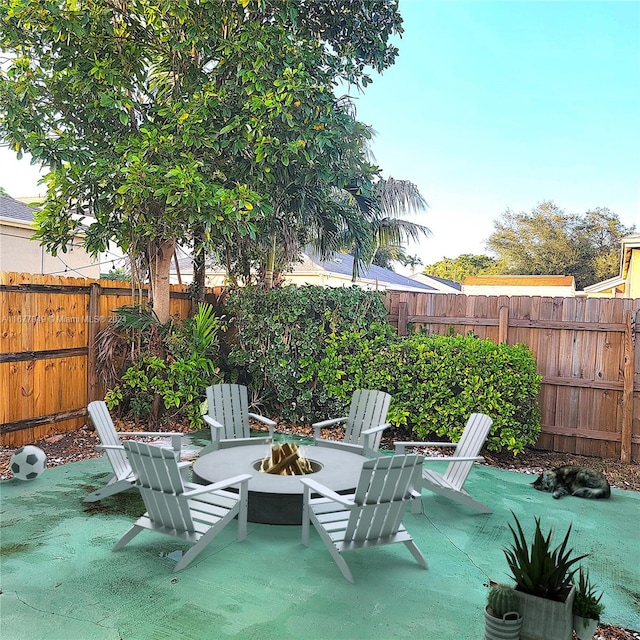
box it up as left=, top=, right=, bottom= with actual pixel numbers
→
left=1, top=420, right=639, bottom=639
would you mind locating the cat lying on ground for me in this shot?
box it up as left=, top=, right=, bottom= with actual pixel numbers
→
left=532, top=465, right=611, bottom=499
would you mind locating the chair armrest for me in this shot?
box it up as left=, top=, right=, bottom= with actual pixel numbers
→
left=312, top=417, right=346, bottom=440
left=202, top=415, right=223, bottom=430
left=300, top=478, right=355, bottom=507
left=221, top=437, right=260, bottom=447
left=182, top=474, right=251, bottom=497
left=394, top=441, right=457, bottom=453
left=248, top=413, right=277, bottom=429
left=96, top=444, right=124, bottom=451
left=361, top=423, right=391, bottom=436
left=423, top=455, right=484, bottom=463
left=117, top=431, right=182, bottom=452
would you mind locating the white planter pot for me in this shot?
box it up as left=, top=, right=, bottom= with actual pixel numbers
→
left=573, top=615, right=598, bottom=640
left=514, top=586, right=575, bottom=640
left=484, top=606, right=522, bottom=640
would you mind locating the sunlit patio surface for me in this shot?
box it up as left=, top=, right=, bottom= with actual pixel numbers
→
left=1, top=436, right=638, bottom=640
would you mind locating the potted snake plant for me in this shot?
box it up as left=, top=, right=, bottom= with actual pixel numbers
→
left=572, top=567, right=604, bottom=640
left=484, top=582, right=522, bottom=640
left=502, top=513, right=588, bottom=640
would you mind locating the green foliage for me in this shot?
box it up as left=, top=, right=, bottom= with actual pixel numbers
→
left=391, top=333, right=540, bottom=453
left=573, top=567, right=604, bottom=621
left=225, top=285, right=393, bottom=421
left=423, top=253, right=502, bottom=283
left=0, top=0, right=404, bottom=314
left=487, top=584, right=520, bottom=618
left=315, top=331, right=540, bottom=454
left=104, top=303, right=222, bottom=426
left=504, top=514, right=588, bottom=601
left=487, top=201, right=635, bottom=289
left=225, top=286, right=540, bottom=454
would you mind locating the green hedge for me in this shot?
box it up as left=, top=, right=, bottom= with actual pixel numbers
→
left=225, top=285, right=394, bottom=422
left=224, top=286, right=541, bottom=454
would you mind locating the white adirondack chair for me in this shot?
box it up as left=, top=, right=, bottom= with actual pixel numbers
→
left=84, top=400, right=183, bottom=503
left=300, top=454, right=428, bottom=583
left=202, top=384, right=276, bottom=452
left=110, top=441, right=250, bottom=572
left=313, top=390, right=392, bottom=457
left=394, top=412, right=493, bottom=514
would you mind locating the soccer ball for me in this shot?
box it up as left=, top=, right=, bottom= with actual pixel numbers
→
left=10, top=445, right=47, bottom=481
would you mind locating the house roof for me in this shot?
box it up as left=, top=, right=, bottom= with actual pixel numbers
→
left=302, top=251, right=437, bottom=292
left=408, top=272, right=462, bottom=293
left=463, top=275, right=575, bottom=287
left=0, top=194, right=38, bottom=223
left=171, top=251, right=438, bottom=292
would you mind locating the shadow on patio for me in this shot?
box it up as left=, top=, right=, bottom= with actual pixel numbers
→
left=1, top=444, right=638, bottom=640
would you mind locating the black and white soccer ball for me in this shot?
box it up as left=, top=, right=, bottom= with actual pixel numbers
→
left=10, top=445, right=47, bottom=481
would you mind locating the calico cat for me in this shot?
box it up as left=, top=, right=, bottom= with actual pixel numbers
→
left=532, top=465, right=611, bottom=499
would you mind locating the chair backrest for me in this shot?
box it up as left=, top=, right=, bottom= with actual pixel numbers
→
left=344, top=454, right=423, bottom=544
left=88, top=400, right=131, bottom=480
left=122, top=441, right=194, bottom=533
left=206, top=384, right=250, bottom=441
left=344, top=390, right=392, bottom=450
left=444, top=413, right=493, bottom=490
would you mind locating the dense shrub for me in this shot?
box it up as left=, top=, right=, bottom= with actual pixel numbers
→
left=395, top=333, right=540, bottom=452
left=224, top=286, right=541, bottom=454
left=104, top=303, right=223, bottom=426
left=225, top=286, right=393, bottom=421
left=316, top=331, right=541, bottom=453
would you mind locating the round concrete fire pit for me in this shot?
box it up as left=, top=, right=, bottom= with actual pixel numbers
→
left=192, top=443, right=364, bottom=525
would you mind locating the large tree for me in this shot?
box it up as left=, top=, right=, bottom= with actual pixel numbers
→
left=423, top=254, right=501, bottom=283
left=486, top=201, right=635, bottom=289
left=0, top=0, right=404, bottom=318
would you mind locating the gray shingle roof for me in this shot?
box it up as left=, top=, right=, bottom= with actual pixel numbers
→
left=306, top=251, right=436, bottom=292
left=0, top=195, right=38, bottom=222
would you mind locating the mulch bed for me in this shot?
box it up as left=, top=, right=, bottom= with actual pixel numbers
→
left=1, top=420, right=638, bottom=639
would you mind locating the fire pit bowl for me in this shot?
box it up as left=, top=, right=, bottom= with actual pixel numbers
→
left=192, top=443, right=364, bottom=525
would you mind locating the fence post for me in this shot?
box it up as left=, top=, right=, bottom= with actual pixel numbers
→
left=398, top=301, right=408, bottom=336
left=87, top=282, right=101, bottom=405
left=498, top=306, right=509, bottom=344
left=620, top=310, right=635, bottom=463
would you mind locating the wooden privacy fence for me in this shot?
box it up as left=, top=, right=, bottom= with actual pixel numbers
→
left=0, top=272, right=222, bottom=447
left=2, top=274, right=639, bottom=463
left=383, top=292, right=640, bottom=463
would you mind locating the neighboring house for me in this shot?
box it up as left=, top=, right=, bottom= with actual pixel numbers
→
left=462, top=275, right=576, bottom=297
left=0, top=194, right=100, bottom=278
left=170, top=250, right=438, bottom=293
left=406, top=272, right=462, bottom=294
left=583, top=234, right=640, bottom=299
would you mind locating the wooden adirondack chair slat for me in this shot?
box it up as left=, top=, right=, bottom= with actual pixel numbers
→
left=112, top=441, right=250, bottom=572
left=300, top=454, right=427, bottom=583
left=394, top=413, right=494, bottom=514
left=203, top=384, right=276, bottom=452
left=84, top=401, right=183, bottom=503
left=314, top=390, right=392, bottom=457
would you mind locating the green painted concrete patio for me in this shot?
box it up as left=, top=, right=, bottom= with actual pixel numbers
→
left=1, top=437, right=639, bottom=640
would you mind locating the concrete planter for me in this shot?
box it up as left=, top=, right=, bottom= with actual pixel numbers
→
left=514, top=586, right=575, bottom=640
left=484, top=606, right=522, bottom=640
left=573, top=615, right=598, bottom=640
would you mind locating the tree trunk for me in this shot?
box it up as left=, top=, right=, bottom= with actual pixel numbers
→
left=192, top=249, right=206, bottom=306
left=264, top=232, right=277, bottom=290
left=147, top=238, right=175, bottom=323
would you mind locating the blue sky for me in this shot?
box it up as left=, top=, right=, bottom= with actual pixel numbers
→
left=1, top=0, right=638, bottom=268
left=354, top=0, right=640, bottom=267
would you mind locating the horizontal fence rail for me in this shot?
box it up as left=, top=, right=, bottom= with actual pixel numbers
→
left=383, top=292, right=640, bottom=463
